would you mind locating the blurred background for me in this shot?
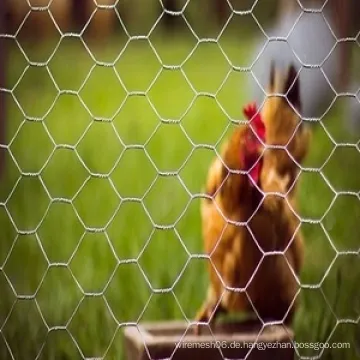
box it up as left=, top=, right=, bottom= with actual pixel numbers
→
left=0, top=0, right=359, bottom=359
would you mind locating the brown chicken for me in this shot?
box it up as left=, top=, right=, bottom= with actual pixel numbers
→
left=194, top=64, right=311, bottom=333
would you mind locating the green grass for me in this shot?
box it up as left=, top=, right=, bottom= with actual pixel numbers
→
left=0, top=34, right=359, bottom=360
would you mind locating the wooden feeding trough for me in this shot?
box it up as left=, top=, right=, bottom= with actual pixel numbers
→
left=124, top=320, right=295, bottom=360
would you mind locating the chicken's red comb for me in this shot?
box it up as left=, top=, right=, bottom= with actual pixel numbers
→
left=243, top=102, right=265, bottom=141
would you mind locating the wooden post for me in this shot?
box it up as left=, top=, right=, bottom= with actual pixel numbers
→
left=163, top=0, right=177, bottom=13
left=162, top=0, right=181, bottom=32
left=124, top=320, right=295, bottom=360
left=214, top=0, right=228, bottom=27
left=330, top=0, right=352, bottom=92
left=71, top=0, right=89, bottom=32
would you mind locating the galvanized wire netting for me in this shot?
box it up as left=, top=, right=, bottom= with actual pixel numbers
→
left=0, top=0, right=359, bottom=359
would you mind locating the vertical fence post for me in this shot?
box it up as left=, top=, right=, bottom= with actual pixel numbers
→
left=72, top=0, right=89, bottom=32
left=162, top=0, right=178, bottom=30
left=331, top=0, right=351, bottom=91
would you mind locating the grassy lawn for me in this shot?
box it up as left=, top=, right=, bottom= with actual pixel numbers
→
left=0, top=33, right=359, bottom=360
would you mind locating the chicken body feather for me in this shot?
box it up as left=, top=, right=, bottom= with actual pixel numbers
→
left=195, top=64, right=311, bottom=332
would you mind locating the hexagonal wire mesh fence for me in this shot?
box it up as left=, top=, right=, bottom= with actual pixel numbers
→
left=0, top=0, right=359, bottom=359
